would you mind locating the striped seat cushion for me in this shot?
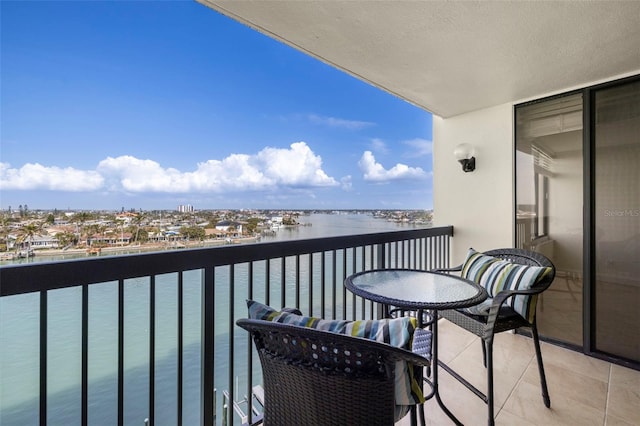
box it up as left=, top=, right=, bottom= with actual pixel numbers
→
left=247, top=300, right=425, bottom=416
left=461, top=248, right=554, bottom=322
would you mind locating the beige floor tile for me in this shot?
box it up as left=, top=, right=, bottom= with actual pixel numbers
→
left=503, top=381, right=605, bottom=426
left=423, top=371, right=494, bottom=426
left=436, top=318, right=478, bottom=364
left=522, top=360, right=608, bottom=412
left=445, top=342, right=529, bottom=410
left=607, top=379, right=640, bottom=424
left=492, top=332, right=538, bottom=364
left=605, top=414, right=639, bottom=426
left=443, top=326, right=539, bottom=395
left=495, top=409, right=537, bottom=426
left=610, top=363, right=640, bottom=390
left=490, top=334, right=537, bottom=386
left=539, top=340, right=611, bottom=383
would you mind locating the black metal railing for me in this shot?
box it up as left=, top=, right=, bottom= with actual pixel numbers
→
left=0, top=226, right=453, bottom=426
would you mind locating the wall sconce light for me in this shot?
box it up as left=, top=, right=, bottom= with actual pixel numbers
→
left=453, top=143, right=476, bottom=172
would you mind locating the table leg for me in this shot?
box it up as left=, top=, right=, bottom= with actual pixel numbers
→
left=430, top=310, right=463, bottom=426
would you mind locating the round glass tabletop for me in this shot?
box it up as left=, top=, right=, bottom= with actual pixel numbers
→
left=345, top=269, right=487, bottom=310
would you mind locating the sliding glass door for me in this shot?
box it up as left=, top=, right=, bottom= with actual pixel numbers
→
left=516, top=76, right=640, bottom=366
left=515, top=93, right=584, bottom=346
left=593, top=80, right=640, bottom=363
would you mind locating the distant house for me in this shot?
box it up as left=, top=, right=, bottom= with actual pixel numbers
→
left=205, top=228, right=226, bottom=239
left=268, top=216, right=283, bottom=230
left=87, top=232, right=132, bottom=246
left=46, top=225, right=76, bottom=236
left=115, top=212, right=138, bottom=225
left=215, top=221, right=243, bottom=236
left=18, top=235, right=59, bottom=250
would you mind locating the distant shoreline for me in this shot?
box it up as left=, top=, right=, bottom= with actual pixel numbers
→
left=29, top=236, right=261, bottom=257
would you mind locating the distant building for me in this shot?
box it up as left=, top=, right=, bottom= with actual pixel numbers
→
left=205, top=228, right=226, bottom=239
left=215, top=221, right=243, bottom=236
left=115, top=212, right=138, bottom=225
left=46, top=225, right=75, bottom=236
left=87, top=232, right=132, bottom=246
left=17, top=235, right=59, bottom=250
left=177, top=205, right=194, bottom=213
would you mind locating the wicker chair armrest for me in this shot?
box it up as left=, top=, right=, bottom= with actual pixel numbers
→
left=483, top=287, right=543, bottom=331
left=406, top=349, right=432, bottom=368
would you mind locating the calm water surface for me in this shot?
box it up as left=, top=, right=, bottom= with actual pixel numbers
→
left=0, top=213, right=425, bottom=425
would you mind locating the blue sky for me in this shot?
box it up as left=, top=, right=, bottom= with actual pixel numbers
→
left=1, top=1, right=433, bottom=211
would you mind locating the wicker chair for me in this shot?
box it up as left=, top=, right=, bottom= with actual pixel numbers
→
left=436, top=248, right=556, bottom=426
left=237, top=318, right=432, bottom=426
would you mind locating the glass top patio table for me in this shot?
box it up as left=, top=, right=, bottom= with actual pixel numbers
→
left=345, top=269, right=487, bottom=311
left=345, top=269, right=487, bottom=426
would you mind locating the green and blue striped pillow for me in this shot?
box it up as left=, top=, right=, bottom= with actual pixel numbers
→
left=461, top=249, right=553, bottom=322
left=246, top=299, right=425, bottom=415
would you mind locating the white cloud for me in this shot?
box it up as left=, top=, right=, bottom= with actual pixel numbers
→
left=1, top=142, right=339, bottom=194
left=403, top=138, right=433, bottom=156
left=255, top=142, right=337, bottom=187
left=97, top=156, right=188, bottom=192
left=358, top=151, right=428, bottom=182
left=369, top=138, right=389, bottom=154
left=0, top=162, right=104, bottom=191
left=307, top=114, right=375, bottom=130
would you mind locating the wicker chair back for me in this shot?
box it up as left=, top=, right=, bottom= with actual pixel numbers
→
left=237, top=318, right=430, bottom=426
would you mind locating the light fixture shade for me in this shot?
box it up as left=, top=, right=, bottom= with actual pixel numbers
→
left=453, top=143, right=476, bottom=172
left=453, top=143, right=474, bottom=160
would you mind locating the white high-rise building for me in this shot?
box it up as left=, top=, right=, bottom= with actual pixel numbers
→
left=177, top=205, right=194, bottom=213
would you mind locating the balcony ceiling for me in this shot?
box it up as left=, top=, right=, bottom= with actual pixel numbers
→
left=197, top=1, right=640, bottom=118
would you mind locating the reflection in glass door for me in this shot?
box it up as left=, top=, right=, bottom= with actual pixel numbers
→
left=594, top=80, right=640, bottom=363
left=515, top=94, right=584, bottom=346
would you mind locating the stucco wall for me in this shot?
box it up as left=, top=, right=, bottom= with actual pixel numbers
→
left=433, top=103, right=514, bottom=264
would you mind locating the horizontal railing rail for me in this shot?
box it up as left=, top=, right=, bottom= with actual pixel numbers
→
left=0, top=226, right=453, bottom=426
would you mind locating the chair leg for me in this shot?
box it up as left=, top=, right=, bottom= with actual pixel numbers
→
left=485, top=338, right=495, bottom=426
left=531, top=321, right=551, bottom=408
left=409, top=406, right=417, bottom=426
left=481, top=339, right=487, bottom=368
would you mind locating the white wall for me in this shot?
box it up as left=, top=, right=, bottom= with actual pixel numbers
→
left=433, top=103, right=514, bottom=263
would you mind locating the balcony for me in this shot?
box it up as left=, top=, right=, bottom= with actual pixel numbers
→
left=2, top=226, right=638, bottom=426
left=399, top=320, right=640, bottom=426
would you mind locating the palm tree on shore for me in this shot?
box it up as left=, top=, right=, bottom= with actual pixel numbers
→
left=84, top=224, right=100, bottom=247
left=55, top=231, right=77, bottom=249
left=17, top=223, right=40, bottom=253
left=71, top=212, right=94, bottom=243
left=0, top=216, right=11, bottom=252
left=133, top=213, right=145, bottom=244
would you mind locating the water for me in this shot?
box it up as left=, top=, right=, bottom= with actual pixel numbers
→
left=0, top=213, right=426, bottom=425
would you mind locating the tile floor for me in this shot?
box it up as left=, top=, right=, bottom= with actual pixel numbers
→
left=398, top=319, right=640, bottom=426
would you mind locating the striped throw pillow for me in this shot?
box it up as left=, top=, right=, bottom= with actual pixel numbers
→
left=246, top=300, right=425, bottom=414
left=461, top=249, right=553, bottom=322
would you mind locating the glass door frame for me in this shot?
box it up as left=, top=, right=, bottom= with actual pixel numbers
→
left=514, top=74, right=640, bottom=371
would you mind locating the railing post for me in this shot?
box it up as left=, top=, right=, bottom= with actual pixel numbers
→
left=202, top=267, right=215, bottom=426
left=39, top=290, right=47, bottom=426
left=375, top=243, right=387, bottom=319
left=376, top=243, right=386, bottom=269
